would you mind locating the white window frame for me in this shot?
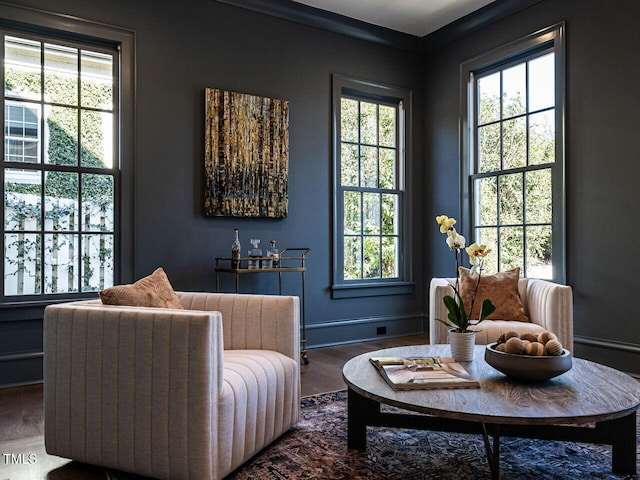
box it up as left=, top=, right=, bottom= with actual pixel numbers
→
left=5, top=101, right=40, bottom=164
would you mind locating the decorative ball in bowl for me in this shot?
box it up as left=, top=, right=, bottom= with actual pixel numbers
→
left=485, top=342, right=572, bottom=381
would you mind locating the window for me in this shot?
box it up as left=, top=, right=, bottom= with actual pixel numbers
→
left=461, top=24, right=566, bottom=283
left=5, top=102, right=39, bottom=163
left=2, top=28, right=124, bottom=299
left=332, top=75, right=413, bottom=298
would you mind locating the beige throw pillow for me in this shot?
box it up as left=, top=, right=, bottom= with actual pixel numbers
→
left=458, top=267, right=529, bottom=322
left=99, top=267, right=183, bottom=309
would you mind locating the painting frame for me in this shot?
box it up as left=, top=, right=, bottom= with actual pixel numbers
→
left=204, top=88, right=289, bottom=218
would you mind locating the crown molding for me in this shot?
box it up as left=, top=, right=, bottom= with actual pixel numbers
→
left=216, top=0, right=544, bottom=53
left=422, top=0, right=545, bottom=51
left=216, top=0, right=423, bottom=52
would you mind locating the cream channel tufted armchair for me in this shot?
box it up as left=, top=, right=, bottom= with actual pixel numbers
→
left=43, top=292, right=300, bottom=480
left=429, top=277, right=573, bottom=352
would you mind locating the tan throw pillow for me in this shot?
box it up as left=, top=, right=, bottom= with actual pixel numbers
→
left=99, top=267, right=183, bottom=309
left=458, top=267, right=529, bottom=322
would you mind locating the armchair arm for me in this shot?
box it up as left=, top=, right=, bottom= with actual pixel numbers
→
left=178, top=292, right=300, bottom=361
left=429, top=278, right=455, bottom=344
left=44, top=303, right=223, bottom=480
left=526, top=279, right=574, bottom=352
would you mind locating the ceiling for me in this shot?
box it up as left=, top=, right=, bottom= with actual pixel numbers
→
left=291, top=0, right=497, bottom=37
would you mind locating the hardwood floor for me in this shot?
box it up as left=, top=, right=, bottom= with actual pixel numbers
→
left=300, top=334, right=429, bottom=396
left=0, top=334, right=429, bottom=479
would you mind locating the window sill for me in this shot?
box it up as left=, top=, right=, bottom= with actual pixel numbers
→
left=0, top=295, right=99, bottom=309
left=331, top=281, right=415, bottom=299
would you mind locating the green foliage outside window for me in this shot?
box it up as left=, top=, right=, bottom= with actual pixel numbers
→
left=340, top=97, right=400, bottom=281
left=474, top=54, right=555, bottom=279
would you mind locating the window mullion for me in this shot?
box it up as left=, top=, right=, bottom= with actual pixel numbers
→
left=357, top=100, right=364, bottom=279
left=499, top=71, right=504, bottom=172
left=39, top=39, right=45, bottom=296
left=521, top=172, right=527, bottom=276
left=77, top=47, right=83, bottom=294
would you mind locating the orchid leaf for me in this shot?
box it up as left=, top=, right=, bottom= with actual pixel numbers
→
left=442, top=295, right=461, bottom=324
left=434, top=317, right=455, bottom=329
left=478, top=299, right=496, bottom=322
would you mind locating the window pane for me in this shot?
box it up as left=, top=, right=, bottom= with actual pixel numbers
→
left=343, top=191, right=361, bottom=234
left=499, top=173, right=523, bottom=224
left=81, top=110, right=113, bottom=168
left=45, top=105, right=78, bottom=165
left=341, top=143, right=358, bottom=186
left=499, top=226, right=523, bottom=272
left=5, top=102, right=41, bottom=163
left=478, top=123, right=501, bottom=173
left=360, top=102, right=377, bottom=145
left=526, top=225, right=552, bottom=279
left=502, top=117, right=526, bottom=169
left=379, top=148, right=395, bottom=189
left=82, top=233, right=114, bottom=291
left=529, top=110, right=555, bottom=165
left=82, top=174, right=114, bottom=231
left=361, top=146, right=377, bottom=188
left=5, top=169, right=42, bottom=230
left=525, top=169, right=552, bottom=224
left=478, top=72, right=500, bottom=125
left=44, top=233, right=78, bottom=293
left=529, top=53, right=555, bottom=112
left=476, top=227, right=498, bottom=275
left=6, top=139, right=38, bottom=163
left=4, top=233, right=41, bottom=295
left=475, top=177, right=497, bottom=226
left=379, top=105, right=395, bottom=147
left=363, top=193, right=380, bottom=235
left=382, top=236, right=398, bottom=278
left=45, top=171, right=79, bottom=231
left=502, top=63, right=526, bottom=117
left=5, top=37, right=41, bottom=101
left=81, top=50, right=113, bottom=110
left=381, top=193, right=397, bottom=234
left=44, top=43, right=78, bottom=106
left=363, top=236, right=380, bottom=278
left=340, top=98, right=358, bottom=142
left=344, top=236, right=361, bottom=279
left=6, top=103, right=38, bottom=137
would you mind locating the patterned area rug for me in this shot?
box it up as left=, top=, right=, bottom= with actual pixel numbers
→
left=226, top=390, right=639, bottom=480
left=104, top=390, right=639, bottom=479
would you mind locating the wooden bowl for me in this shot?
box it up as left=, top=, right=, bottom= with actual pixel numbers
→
left=485, top=343, right=572, bottom=381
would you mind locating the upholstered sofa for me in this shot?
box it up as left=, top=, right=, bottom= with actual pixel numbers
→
left=43, top=292, right=300, bottom=480
left=429, top=277, right=573, bottom=352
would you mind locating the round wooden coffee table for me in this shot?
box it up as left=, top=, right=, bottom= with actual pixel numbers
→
left=342, top=344, right=640, bottom=479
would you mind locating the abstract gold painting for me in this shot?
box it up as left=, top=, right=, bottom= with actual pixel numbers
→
left=204, top=88, right=289, bottom=218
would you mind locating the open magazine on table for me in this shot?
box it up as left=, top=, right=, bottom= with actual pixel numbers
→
left=369, top=356, right=480, bottom=390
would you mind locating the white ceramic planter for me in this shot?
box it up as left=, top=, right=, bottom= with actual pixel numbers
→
left=448, top=329, right=476, bottom=362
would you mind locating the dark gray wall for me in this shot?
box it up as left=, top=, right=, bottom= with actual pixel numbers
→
left=4, top=0, right=639, bottom=387
left=425, top=0, right=640, bottom=373
left=0, top=0, right=425, bottom=385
